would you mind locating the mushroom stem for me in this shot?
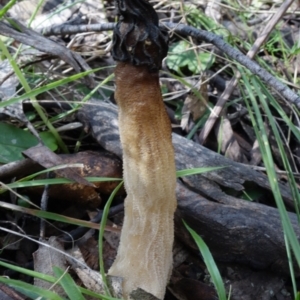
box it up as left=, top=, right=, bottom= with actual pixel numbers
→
left=107, top=0, right=176, bottom=298
left=108, top=61, right=177, bottom=299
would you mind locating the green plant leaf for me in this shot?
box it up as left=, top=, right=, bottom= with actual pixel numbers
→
left=167, top=40, right=215, bottom=74
left=183, top=220, right=227, bottom=300
left=185, top=5, right=228, bottom=36
left=0, top=123, right=58, bottom=163
left=0, top=123, right=36, bottom=163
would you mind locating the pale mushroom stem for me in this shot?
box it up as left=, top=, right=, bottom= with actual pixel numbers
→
left=108, top=62, right=177, bottom=299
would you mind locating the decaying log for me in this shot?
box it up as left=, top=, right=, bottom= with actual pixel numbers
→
left=78, top=100, right=300, bottom=276
left=175, top=183, right=300, bottom=276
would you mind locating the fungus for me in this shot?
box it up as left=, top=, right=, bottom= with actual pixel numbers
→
left=107, top=0, right=177, bottom=299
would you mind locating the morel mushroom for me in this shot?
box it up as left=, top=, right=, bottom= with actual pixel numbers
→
left=107, top=0, right=177, bottom=299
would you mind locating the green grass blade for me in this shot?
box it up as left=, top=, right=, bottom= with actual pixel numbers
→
left=183, top=220, right=227, bottom=300
left=283, top=233, right=297, bottom=298
left=249, top=75, right=300, bottom=295
left=240, top=69, right=300, bottom=268
left=3, top=166, right=226, bottom=191
left=53, top=266, right=85, bottom=300
left=0, top=68, right=101, bottom=109
left=0, top=0, right=18, bottom=19
left=0, top=276, right=65, bottom=300
left=17, top=164, right=86, bottom=181
left=98, top=181, right=124, bottom=296
left=0, top=260, right=118, bottom=299
left=0, top=176, right=121, bottom=192
left=254, top=78, right=300, bottom=216
left=176, top=166, right=226, bottom=177
left=0, top=201, right=101, bottom=229
left=0, top=260, right=54, bottom=282
left=27, top=0, right=46, bottom=27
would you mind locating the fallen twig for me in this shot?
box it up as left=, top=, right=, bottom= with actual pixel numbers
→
left=37, top=21, right=300, bottom=109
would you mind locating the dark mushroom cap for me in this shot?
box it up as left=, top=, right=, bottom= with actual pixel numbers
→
left=111, top=0, right=168, bottom=71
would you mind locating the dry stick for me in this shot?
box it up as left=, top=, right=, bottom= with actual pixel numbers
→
left=38, top=21, right=300, bottom=109
left=198, top=0, right=295, bottom=144
left=41, top=22, right=116, bottom=36
left=0, top=159, right=36, bottom=180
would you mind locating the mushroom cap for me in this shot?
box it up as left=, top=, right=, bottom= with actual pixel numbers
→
left=111, top=0, right=168, bottom=71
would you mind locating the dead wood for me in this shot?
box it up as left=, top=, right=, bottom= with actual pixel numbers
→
left=78, top=100, right=300, bottom=277
left=175, top=182, right=300, bottom=277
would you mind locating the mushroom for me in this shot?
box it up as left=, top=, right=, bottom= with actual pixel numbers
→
left=107, top=0, right=177, bottom=299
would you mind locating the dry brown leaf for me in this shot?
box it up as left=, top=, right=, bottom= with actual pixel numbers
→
left=33, top=237, right=66, bottom=296
left=66, top=245, right=123, bottom=298
left=215, top=117, right=248, bottom=163
left=181, top=81, right=208, bottom=131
